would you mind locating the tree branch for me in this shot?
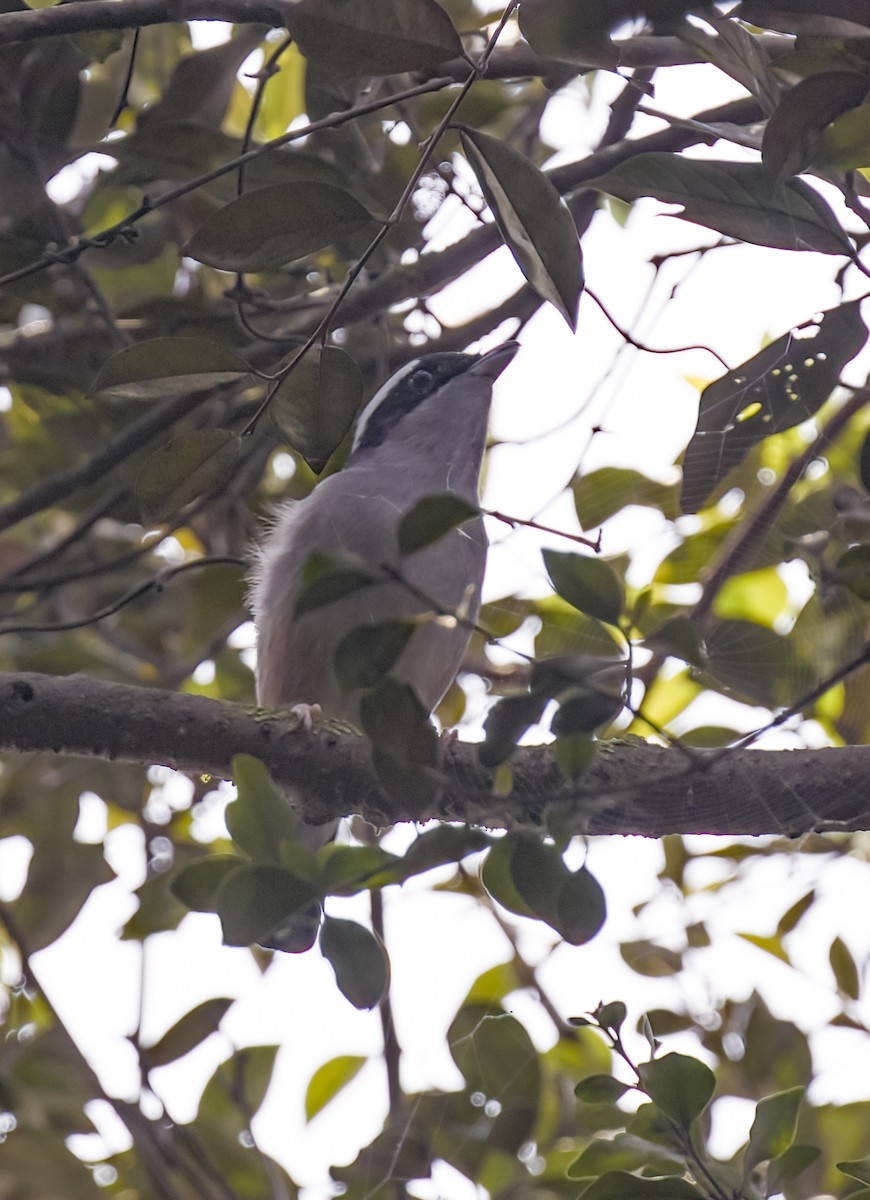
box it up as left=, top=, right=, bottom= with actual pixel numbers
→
left=2, top=671, right=868, bottom=837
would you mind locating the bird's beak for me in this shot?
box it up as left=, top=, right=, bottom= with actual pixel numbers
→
left=467, top=340, right=520, bottom=381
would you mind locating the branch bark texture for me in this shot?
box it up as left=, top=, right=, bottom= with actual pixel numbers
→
left=1, top=671, right=866, bottom=838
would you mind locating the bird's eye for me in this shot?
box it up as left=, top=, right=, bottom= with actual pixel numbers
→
left=411, top=369, right=434, bottom=392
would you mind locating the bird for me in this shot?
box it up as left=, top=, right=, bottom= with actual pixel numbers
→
left=249, top=340, right=518, bottom=943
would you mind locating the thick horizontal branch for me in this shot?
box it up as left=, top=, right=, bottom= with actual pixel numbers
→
left=0, top=0, right=293, bottom=44
left=1, top=672, right=867, bottom=837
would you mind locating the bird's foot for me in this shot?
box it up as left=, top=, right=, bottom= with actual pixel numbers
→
left=287, top=701, right=323, bottom=733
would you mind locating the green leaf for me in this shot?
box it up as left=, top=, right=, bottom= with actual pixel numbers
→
left=555, top=865, right=607, bottom=945
left=460, top=127, right=584, bottom=329
left=838, top=1156, right=870, bottom=1186
left=305, top=1054, right=367, bottom=1121
left=595, top=1000, right=627, bottom=1034
left=575, top=1074, right=631, bottom=1103
left=553, top=731, right=598, bottom=781
left=89, top=337, right=250, bottom=398
left=319, top=844, right=399, bottom=894
left=270, top=345, right=363, bottom=473
left=141, top=998, right=233, bottom=1070
left=831, top=544, right=870, bottom=600
left=572, top=466, right=680, bottom=527
left=294, top=550, right=379, bottom=617
left=320, top=917, right=390, bottom=1009
left=582, top=1171, right=702, bottom=1200
left=643, top=617, right=705, bottom=669
left=170, top=855, right=244, bottom=912
left=359, top=678, right=437, bottom=769
left=776, top=889, right=816, bottom=936
left=744, top=1086, right=805, bottom=1176
left=198, top=1044, right=279, bottom=1123
left=215, top=864, right=317, bottom=947
left=551, top=688, right=623, bottom=735
left=398, top=825, right=491, bottom=879
left=638, top=1053, right=715, bottom=1126
left=334, top=619, right=416, bottom=691
left=621, top=940, right=683, bottom=977
left=186, top=182, right=376, bottom=272
left=762, top=71, right=869, bottom=182
left=585, top=154, right=853, bottom=255
left=397, top=493, right=480, bottom=554
left=479, top=691, right=548, bottom=767
left=481, top=835, right=535, bottom=919
left=680, top=300, right=867, bottom=512
left=712, top=566, right=789, bottom=628
left=225, top=754, right=303, bottom=864
left=289, top=0, right=463, bottom=76
left=818, top=102, right=870, bottom=170
left=543, top=549, right=624, bottom=625
left=135, top=429, right=240, bottom=522
left=830, top=935, right=861, bottom=999
left=767, top=1144, right=820, bottom=1192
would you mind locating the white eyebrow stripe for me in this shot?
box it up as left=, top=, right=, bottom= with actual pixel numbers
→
left=351, top=358, right=423, bottom=452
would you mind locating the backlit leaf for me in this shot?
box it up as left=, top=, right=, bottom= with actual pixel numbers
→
left=89, top=337, right=249, bottom=399
left=320, top=917, right=389, bottom=1009
left=638, top=1053, right=715, bottom=1126
left=585, top=154, right=853, bottom=255
left=461, top=127, right=584, bottom=329
left=543, top=548, right=624, bottom=625
left=305, top=1055, right=367, bottom=1121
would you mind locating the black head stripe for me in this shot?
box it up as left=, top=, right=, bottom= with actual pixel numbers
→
left=352, top=353, right=477, bottom=454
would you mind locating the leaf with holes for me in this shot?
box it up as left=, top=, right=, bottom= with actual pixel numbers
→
left=89, top=337, right=250, bottom=399
left=270, top=346, right=363, bottom=473
left=289, top=0, right=462, bottom=77
left=460, top=127, right=584, bottom=329
left=135, top=429, right=240, bottom=522
left=186, top=183, right=376, bottom=272
left=584, top=154, right=853, bottom=255
left=680, top=299, right=867, bottom=512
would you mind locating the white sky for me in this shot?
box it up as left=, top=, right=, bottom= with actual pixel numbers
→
left=5, top=22, right=870, bottom=1198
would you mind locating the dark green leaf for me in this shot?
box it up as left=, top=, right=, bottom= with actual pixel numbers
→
left=543, top=548, right=624, bottom=625
left=644, top=616, right=706, bottom=668
left=216, top=864, right=317, bottom=947
left=319, top=844, right=399, bottom=894
left=171, top=855, right=244, bottom=912
left=830, top=935, right=861, bottom=999
left=551, top=688, right=623, bottom=735
left=832, top=544, right=870, bottom=600
left=135, top=429, right=240, bottom=522
left=575, top=1074, right=631, bottom=1103
left=638, top=1053, right=715, bottom=1126
left=141, top=998, right=233, bottom=1070
left=767, top=1144, right=821, bottom=1193
left=305, top=1055, right=367, bottom=1121
left=481, top=835, right=535, bottom=919
left=89, top=337, right=250, bottom=398
left=398, top=493, right=480, bottom=554
left=595, top=1000, right=627, bottom=1034
left=584, top=154, right=853, bottom=255
left=582, top=1171, right=702, bottom=1199
left=270, top=345, right=363, bottom=472
left=518, top=0, right=620, bottom=68
left=555, top=865, right=607, bottom=944
left=290, top=0, right=463, bottom=76
left=226, top=754, right=304, bottom=864
left=776, top=889, right=816, bottom=936
left=680, top=300, right=866, bottom=512
left=398, top=825, right=491, bottom=878
left=460, top=127, right=584, bottom=329
left=838, top=1156, right=870, bottom=1186
left=762, top=71, right=869, bottom=182
left=294, top=550, right=379, bottom=616
left=861, top=428, right=870, bottom=491
left=359, top=678, right=437, bottom=769
left=186, top=183, right=376, bottom=272
left=320, top=917, right=389, bottom=1009
left=479, top=691, right=548, bottom=767
left=334, top=619, right=416, bottom=691
left=744, top=1086, right=805, bottom=1175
